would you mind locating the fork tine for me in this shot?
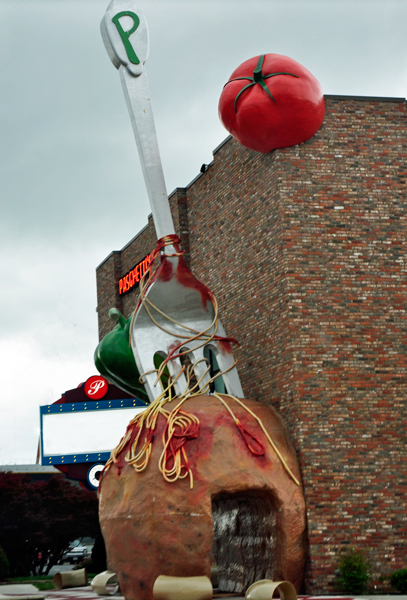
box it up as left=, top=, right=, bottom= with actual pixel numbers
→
left=186, top=347, right=212, bottom=392
left=131, top=253, right=244, bottom=403
left=210, top=323, right=244, bottom=398
left=165, top=357, right=189, bottom=398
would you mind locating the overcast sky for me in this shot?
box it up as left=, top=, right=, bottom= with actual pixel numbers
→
left=1, top=0, right=406, bottom=464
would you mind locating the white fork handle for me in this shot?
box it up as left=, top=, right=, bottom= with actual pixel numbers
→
left=101, top=1, right=175, bottom=240
left=119, top=66, right=175, bottom=240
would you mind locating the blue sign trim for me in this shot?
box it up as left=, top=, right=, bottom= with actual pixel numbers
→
left=40, top=397, right=146, bottom=415
left=44, top=452, right=111, bottom=466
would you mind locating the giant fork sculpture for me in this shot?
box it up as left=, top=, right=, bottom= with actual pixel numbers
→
left=101, top=1, right=244, bottom=404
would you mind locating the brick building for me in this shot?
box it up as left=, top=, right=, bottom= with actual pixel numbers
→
left=96, top=95, right=407, bottom=593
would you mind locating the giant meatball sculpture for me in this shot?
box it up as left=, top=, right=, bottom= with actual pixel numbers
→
left=99, top=395, right=306, bottom=600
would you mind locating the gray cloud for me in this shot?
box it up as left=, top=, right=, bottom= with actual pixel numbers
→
left=0, top=0, right=406, bottom=463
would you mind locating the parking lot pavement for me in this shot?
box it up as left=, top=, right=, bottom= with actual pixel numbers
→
left=3, top=585, right=407, bottom=600
left=44, top=587, right=123, bottom=600
left=48, top=565, right=75, bottom=576
left=43, top=589, right=407, bottom=600
left=44, top=590, right=242, bottom=600
left=42, top=593, right=355, bottom=600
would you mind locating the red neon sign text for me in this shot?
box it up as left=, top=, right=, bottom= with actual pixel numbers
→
left=119, top=255, right=151, bottom=295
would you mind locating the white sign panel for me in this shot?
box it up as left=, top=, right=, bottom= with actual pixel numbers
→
left=40, top=398, right=147, bottom=465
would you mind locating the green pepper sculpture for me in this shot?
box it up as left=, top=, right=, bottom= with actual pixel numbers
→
left=94, top=308, right=149, bottom=404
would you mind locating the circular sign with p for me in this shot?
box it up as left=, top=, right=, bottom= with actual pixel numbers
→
left=84, top=375, right=108, bottom=399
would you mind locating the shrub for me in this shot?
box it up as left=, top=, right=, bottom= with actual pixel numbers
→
left=0, top=545, right=10, bottom=580
left=338, top=548, right=370, bottom=594
left=390, top=569, right=407, bottom=594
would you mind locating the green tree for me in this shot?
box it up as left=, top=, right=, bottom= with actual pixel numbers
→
left=0, top=472, right=100, bottom=576
left=338, top=548, right=370, bottom=594
left=390, top=569, right=407, bottom=594
left=0, top=545, right=10, bottom=580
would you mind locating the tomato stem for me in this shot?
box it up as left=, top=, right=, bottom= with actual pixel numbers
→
left=253, top=54, right=266, bottom=83
left=224, top=54, right=299, bottom=113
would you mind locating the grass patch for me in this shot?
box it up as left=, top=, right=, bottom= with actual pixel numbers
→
left=2, top=573, right=98, bottom=590
left=28, top=581, right=55, bottom=591
left=8, top=576, right=54, bottom=581
left=1, top=577, right=54, bottom=591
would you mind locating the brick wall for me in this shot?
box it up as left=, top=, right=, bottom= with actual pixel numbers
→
left=96, top=187, right=186, bottom=339
left=96, top=96, right=407, bottom=593
left=96, top=250, right=122, bottom=339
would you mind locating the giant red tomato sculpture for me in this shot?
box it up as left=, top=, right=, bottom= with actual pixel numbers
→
left=218, top=53, right=325, bottom=153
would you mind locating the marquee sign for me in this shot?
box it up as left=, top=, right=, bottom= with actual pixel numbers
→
left=119, top=254, right=151, bottom=295
left=40, top=397, right=146, bottom=467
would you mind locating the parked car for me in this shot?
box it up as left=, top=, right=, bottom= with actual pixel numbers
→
left=60, top=538, right=94, bottom=564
